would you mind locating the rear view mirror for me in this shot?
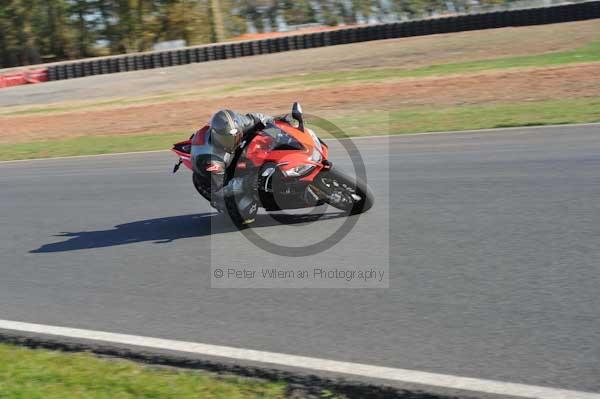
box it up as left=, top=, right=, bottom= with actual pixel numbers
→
left=292, top=102, right=304, bottom=131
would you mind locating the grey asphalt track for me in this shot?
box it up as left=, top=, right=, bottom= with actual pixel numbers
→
left=1, top=125, right=599, bottom=395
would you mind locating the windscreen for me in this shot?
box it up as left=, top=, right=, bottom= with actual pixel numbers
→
left=261, top=124, right=305, bottom=151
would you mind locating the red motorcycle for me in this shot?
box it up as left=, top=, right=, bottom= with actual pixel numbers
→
left=171, top=103, right=373, bottom=226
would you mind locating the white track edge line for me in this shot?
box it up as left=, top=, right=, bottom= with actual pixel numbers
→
left=1, top=122, right=599, bottom=165
left=0, top=319, right=598, bottom=399
left=0, top=149, right=169, bottom=164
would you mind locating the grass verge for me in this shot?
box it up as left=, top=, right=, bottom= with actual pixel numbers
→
left=0, top=133, right=185, bottom=161
left=1, top=97, right=599, bottom=161
left=328, top=97, right=600, bottom=136
left=220, top=41, right=600, bottom=93
left=2, top=41, right=599, bottom=117
left=0, top=343, right=286, bottom=399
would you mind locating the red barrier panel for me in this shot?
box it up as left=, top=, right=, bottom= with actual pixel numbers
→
left=2, top=72, right=27, bottom=87
left=0, top=68, right=48, bottom=89
left=25, top=69, right=49, bottom=83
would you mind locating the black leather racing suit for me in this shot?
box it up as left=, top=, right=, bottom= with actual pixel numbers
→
left=227, top=112, right=274, bottom=143
left=191, top=110, right=276, bottom=223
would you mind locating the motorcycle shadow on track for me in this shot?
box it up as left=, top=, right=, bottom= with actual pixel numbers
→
left=30, top=210, right=347, bottom=253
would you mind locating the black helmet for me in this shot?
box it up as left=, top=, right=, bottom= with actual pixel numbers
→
left=209, top=109, right=243, bottom=153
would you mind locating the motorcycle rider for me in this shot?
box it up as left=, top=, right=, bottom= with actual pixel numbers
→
left=208, top=109, right=274, bottom=156
left=191, top=109, right=276, bottom=225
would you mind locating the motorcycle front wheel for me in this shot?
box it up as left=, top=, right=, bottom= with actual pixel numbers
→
left=312, top=169, right=374, bottom=215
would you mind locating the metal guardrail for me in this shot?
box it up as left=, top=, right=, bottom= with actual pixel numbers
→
left=46, top=1, right=600, bottom=81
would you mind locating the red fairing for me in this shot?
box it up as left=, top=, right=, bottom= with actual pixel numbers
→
left=171, top=125, right=210, bottom=171
left=171, top=139, right=193, bottom=170
left=192, top=126, right=209, bottom=145
left=172, top=119, right=329, bottom=182
left=243, top=133, right=275, bottom=166
left=181, top=158, right=193, bottom=170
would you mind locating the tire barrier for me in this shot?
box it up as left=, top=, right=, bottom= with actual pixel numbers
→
left=36, top=0, right=600, bottom=81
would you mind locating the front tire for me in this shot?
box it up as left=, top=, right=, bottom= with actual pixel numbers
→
left=312, top=169, right=374, bottom=215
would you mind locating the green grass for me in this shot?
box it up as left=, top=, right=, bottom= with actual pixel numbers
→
left=1, top=97, right=599, bottom=161
left=222, top=41, right=600, bottom=92
left=408, top=40, right=600, bottom=76
left=0, top=132, right=186, bottom=161
left=325, top=97, right=600, bottom=137
left=0, top=343, right=286, bottom=399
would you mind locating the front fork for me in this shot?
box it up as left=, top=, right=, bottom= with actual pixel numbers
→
left=304, top=160, right=333, bottom=204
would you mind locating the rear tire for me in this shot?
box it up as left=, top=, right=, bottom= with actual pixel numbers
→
left=313, top=169, right=374, bottom=215
left=192, top=172, right=212, bottom=202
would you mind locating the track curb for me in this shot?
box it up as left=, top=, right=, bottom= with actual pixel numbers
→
left=0, top=331, right=470, bottom=399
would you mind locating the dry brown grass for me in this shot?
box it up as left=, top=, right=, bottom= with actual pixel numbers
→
left=1, top=20, right=599, bottom=144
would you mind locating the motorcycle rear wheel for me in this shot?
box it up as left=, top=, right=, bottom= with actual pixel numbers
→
left=312, top=169, right=374, bottom=215
left=192, top=172, right=212, bottom=202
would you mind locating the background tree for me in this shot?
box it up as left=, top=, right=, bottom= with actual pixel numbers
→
left=0, top=0, right=520, bottom=68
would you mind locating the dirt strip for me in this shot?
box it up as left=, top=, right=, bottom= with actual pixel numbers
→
left=1, top=63, right=600, bottom=143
